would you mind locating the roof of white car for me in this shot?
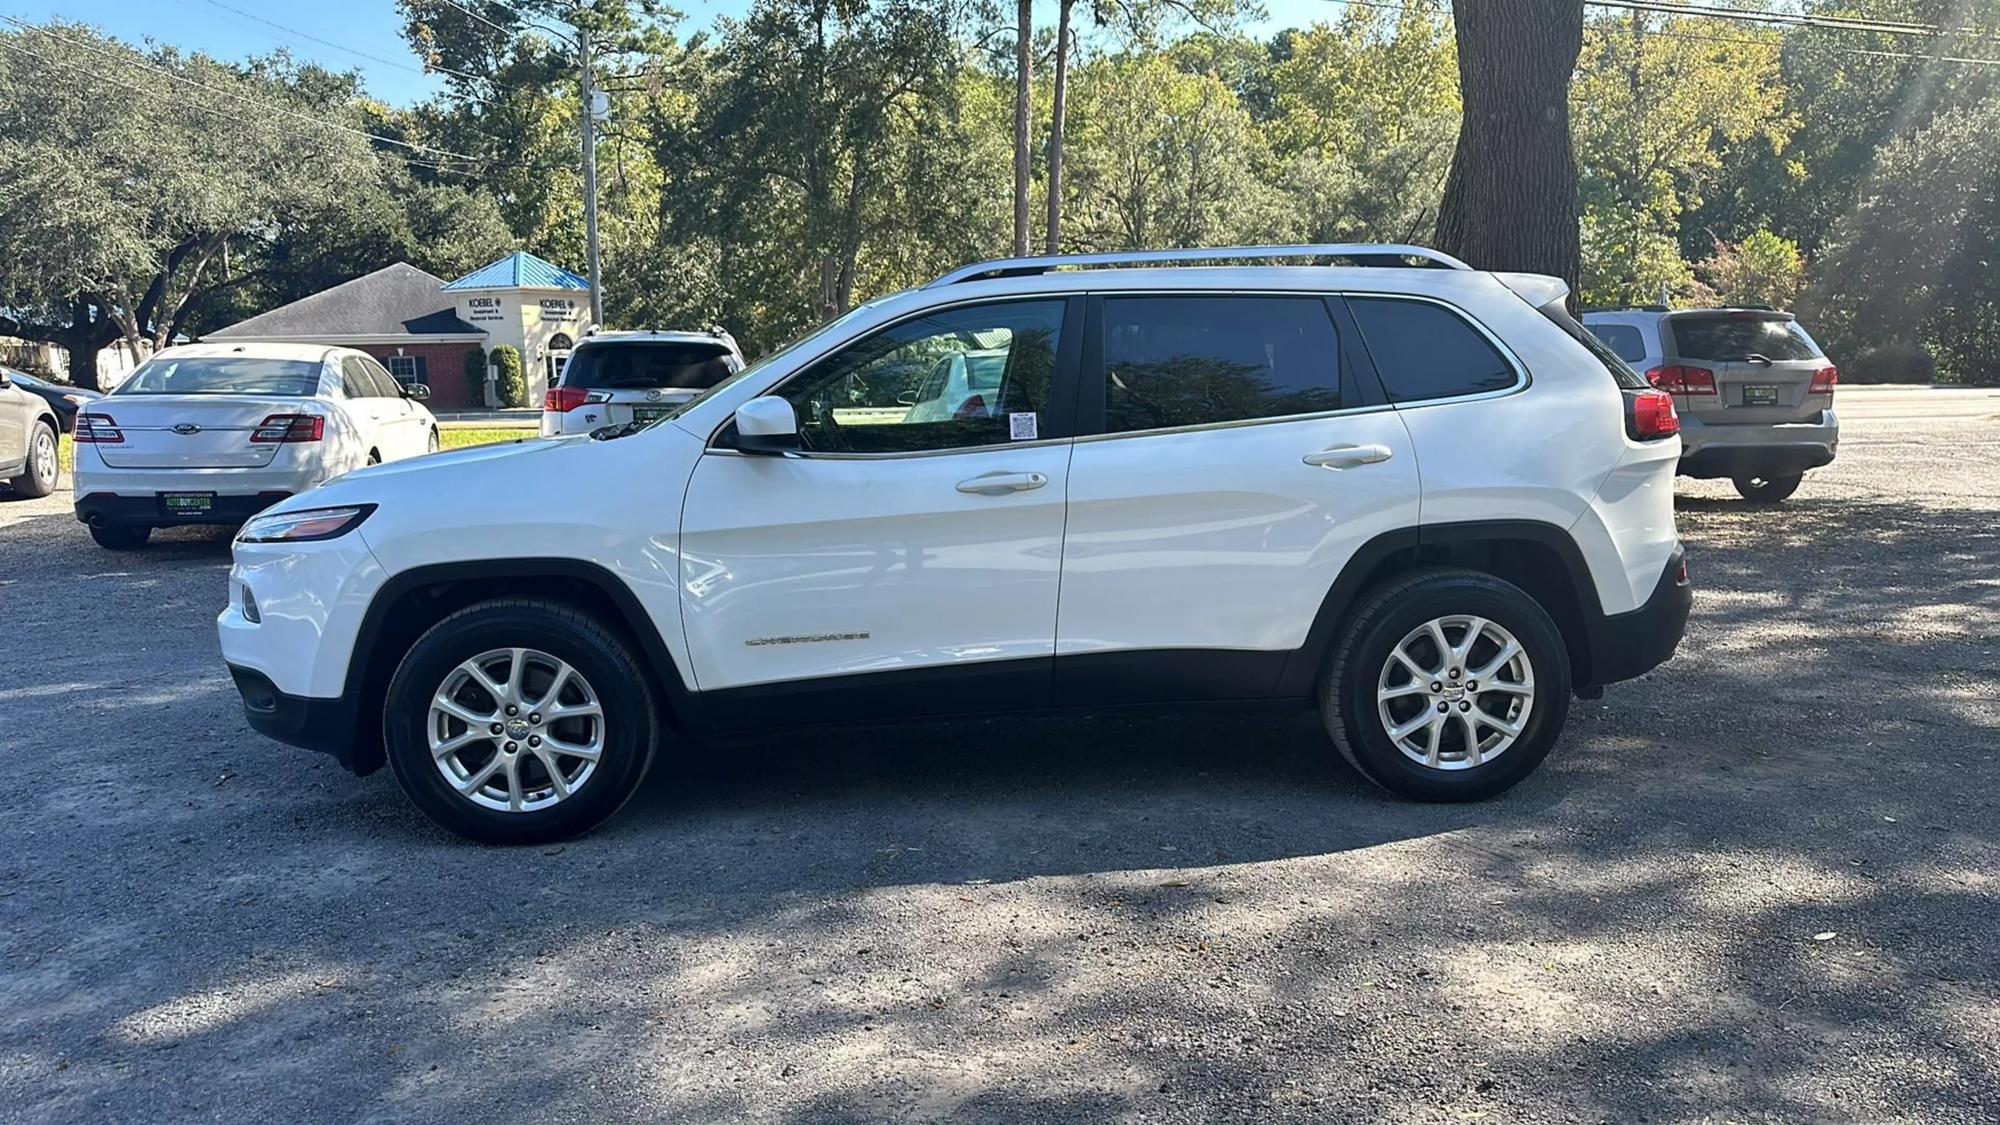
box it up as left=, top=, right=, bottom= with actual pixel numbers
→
left=154, top=341, right=355, bottom=362
left=580, top=329, right=736, bottom=347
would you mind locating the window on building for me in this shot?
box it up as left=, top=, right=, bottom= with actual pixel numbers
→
left=385, top=355, right=426, bottom=386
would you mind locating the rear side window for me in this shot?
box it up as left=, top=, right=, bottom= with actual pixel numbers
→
left=1588, top=323, right=1648, bottom=363
left=1670, top=315, right=1822, bottom=362
left=1100, top=296, right=1342, bottom=434
left=563, top=342, right=736, bottom=391
left=1348, top=298, right=1517, bottom=403
left=118, top=358, right=321, bottom=396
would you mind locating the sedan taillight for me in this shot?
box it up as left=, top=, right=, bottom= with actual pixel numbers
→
left=251, top=414, right=325, bottom=443
left=74, top=413, right=124, bottom=443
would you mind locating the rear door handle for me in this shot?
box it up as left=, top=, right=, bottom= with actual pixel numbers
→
left=1303, top=443, right=1393, bottom=469
left=956, top=471, right=1048, bottom=495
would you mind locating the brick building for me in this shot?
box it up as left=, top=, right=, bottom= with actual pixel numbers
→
left=205, top=253, right=595, bottom=410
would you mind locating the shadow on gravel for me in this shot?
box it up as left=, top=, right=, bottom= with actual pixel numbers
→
left=4, top=493, right=1997, bottom=1122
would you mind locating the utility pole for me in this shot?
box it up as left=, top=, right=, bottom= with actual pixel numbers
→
left=580, top=28, right=605, bottom=326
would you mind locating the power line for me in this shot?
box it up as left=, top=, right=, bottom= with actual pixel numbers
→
left=193, top=0, right=486, bottom=83
left=0, top=16, right=488, bottom=164
left=1586, top=0, right=2000, bottom=46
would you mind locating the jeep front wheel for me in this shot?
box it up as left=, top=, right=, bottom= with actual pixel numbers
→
left=1322, top=568, right=1572, bottom=802
left=383, top=599, right=659, bottom=844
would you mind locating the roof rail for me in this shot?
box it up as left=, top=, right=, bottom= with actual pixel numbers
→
left=924, top=243, right=1473, bottom=288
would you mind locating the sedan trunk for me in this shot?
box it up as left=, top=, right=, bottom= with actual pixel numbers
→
left=92, top=396, right=309, bottom=469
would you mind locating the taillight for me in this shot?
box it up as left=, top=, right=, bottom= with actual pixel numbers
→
left=74, top=413, right=124, bottom=443
left=1646, top=365, right=1717, bottom=395
left=952, top=394, right=988, bottom=420
left=1809, top=365, right=1838, bottom=396
left=544, top=386, right=590, bottom=412
left=250, top=414, right=325, bottom=443
left=1627, top=389, right=1680, bottom=440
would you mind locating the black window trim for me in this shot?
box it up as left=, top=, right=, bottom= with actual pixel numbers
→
left=705, top=294, right=1086, bottom=460
left=1071, top=289, right=1393, bottom=444
left=1340, top=291, right=1532, bottom=409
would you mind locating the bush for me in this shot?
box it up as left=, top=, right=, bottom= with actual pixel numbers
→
left=462, top=347, right=489, bottom=406
left=1841, top=342, right=1937, bottom=385
left=491, top=345, right=526, bottom=408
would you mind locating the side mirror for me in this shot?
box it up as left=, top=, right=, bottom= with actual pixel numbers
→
left=402, top=382, right=432, bottom=402
left=0, top=368, right=11, bottom=388
left=734, top=395, right=799, bottom=454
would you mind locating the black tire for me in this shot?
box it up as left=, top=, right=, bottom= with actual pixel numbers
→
left=383, top=598, right=659, bottom=844
left=1321, top=568, right=1572, bottom=802
left=89, top=523, right=152, bottom=550
left=1734, top=473, right=1802, bottom=504
left=11, top=422, right=59, bottom=498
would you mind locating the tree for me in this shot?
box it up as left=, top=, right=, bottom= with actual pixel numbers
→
left=463, top=345, right=492, bottom=406
left=1013, top=0, right=1033, bottom=256
left=0, top=25, right=381, bottom=386
left=1807, top=97, right=2000, bottom=385
left=1696, top=230, right=1804, bottom=310
left=492, top=344, right=528, bottom=406
left=1434, top=0, right=1583, bottom=294
left=1571, top=15, right=1789, bottom=307
left=1046, top=0, right=1077, bottom=253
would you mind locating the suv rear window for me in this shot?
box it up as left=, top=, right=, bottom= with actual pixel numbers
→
left=1670, top=314, right=1822, bottom=362
left=1347, top=298, right=1517, bottom=402
left=562, top=342, right=735, bottom=391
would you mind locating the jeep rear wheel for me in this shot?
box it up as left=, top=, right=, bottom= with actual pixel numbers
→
left=1322, top=568, right=1571, bottom=802
left=383, top=599, right=658, bottom=844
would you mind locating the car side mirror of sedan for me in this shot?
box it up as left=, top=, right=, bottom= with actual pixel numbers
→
left=402, top=382, right=432, bottom=402
left=734, top=395, right=800, bottom=454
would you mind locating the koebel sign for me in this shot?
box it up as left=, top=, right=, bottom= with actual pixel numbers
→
left=466, top=296, right=506, bottom=323
left=539, top=298, right=580, bottom=323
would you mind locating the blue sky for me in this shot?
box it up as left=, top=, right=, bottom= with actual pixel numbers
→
left=6, top=0, right=1337, bottom=106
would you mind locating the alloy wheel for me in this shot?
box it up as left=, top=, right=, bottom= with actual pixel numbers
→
left=428, top=647, right=605, bottom=812
left=1375, top=615, right=1535, bottom=770
left=31, top=428, right=56, bottom=488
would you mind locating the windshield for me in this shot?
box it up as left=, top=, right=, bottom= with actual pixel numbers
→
left=562, top=341, right=736, bottom=390
left=116, top=357, right=322, bottom=396
left=1670, top=314, right=1822, bottom=362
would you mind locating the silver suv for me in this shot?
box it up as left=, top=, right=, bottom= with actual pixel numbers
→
left=0, top=367, right=62, bottom=499
left=1584, top=307, right=1837, bottom=503
left=540, top=329, right=744, bottom=437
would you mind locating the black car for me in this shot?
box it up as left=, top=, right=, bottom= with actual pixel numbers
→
left=1, top=368, right=102, bottom=432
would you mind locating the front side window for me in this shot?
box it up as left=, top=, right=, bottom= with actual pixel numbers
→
left=776, top=300, right=1064, bottom=454
left=118, top=357, right=322, bottom=397
left=1348, top=297, right=1519, bottom=404
left=1101, top=296, right=1342, bottom=434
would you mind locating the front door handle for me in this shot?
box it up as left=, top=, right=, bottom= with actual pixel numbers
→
left=1303, top=443, right=1393, bottom=469
left=956, top=471, right=1048, bottom=495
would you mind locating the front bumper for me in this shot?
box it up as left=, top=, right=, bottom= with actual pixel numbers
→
left=1677, top=410, right=1838, bottom=479
left=228, top=664, right=364, bottom=771
left=1583, top=545, right=1692, bottom=688
left=76, top=490, right=293, bottom=528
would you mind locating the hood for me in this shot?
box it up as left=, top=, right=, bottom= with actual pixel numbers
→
left=263, top=432, right=581, bottom=518
left=338, top=432, right=571, bottom=484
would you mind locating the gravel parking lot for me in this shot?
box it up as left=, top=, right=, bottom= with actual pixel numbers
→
left=2, top=385, right=1996, bottom=1124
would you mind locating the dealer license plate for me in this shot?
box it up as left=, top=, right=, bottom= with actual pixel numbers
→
left=161, top=492, right=214, bottom=516
left=1741, top=384, right=1780, bottom=406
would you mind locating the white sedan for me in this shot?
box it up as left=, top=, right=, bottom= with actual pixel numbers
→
left=72, top=342, right=439, bottom=550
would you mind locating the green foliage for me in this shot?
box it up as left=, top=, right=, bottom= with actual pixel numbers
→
left=1842, top=342, right=1937, bottom=385
left=1571, top=15, right=1792, bottom=308
left=1696, top=230, right=1805, bottom=310
left=1807, top=98, right=2000, bottom=386
left=491, top=345, right=527, bottom=408
left=463, top=347, right=490, bottom=406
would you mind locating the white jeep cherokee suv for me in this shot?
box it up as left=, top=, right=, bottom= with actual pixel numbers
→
left=219, top=245, right=1692, bottom=844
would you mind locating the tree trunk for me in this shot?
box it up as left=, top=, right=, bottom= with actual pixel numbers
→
left=1435, top=0, right=1584, bottom=298
left=66, top=342, right=100, bottom=389
left=1012, top=0, right=1033, bottom=257
left=1046, top=0, right=1075, bottom=255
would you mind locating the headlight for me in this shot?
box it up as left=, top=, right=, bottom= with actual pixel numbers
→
left=238, top=505, right=376, bottom=543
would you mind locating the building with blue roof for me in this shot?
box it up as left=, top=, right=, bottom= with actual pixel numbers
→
left=208, top=250, right=597, bottom=408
